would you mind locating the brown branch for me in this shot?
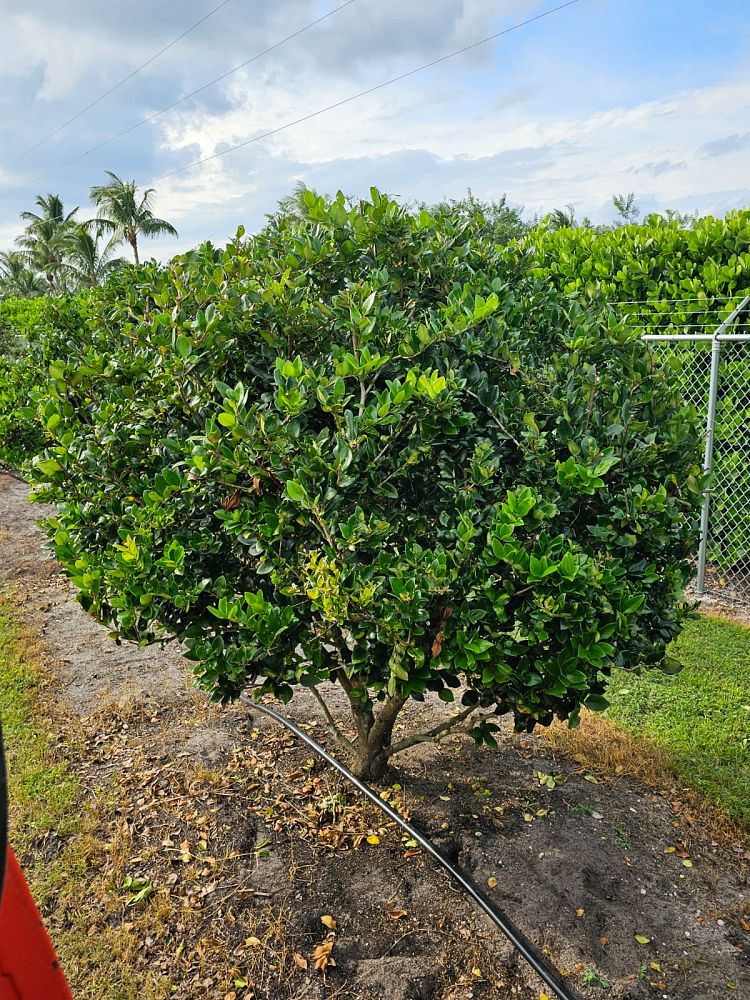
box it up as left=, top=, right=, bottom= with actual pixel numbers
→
left=464, top=389, right=523, bottom=450
left=386, top=703, right=480, bottom=757
left=310, top=685, right=356, bottom=754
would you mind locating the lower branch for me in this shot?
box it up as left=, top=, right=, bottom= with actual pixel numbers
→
left=310, top=685, right=356, bottom=754
left=464, top=389, right=523, bottom=450
left=386, top=702, right=482, bottom=758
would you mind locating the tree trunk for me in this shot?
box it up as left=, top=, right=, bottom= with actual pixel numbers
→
left=129, top=232, right=140, bottom=266
left=345, top=688, right=406, bottom=781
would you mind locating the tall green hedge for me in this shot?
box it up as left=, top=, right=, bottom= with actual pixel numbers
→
left=0, top=294, right=93, bottom=470
left=530, top=212, right=750, bottom=578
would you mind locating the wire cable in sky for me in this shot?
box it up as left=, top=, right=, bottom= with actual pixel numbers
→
left=4, top=0, right=359, bottom=197
left=151, top=0, right=582, bottom=184
left=6, top=0, right=235, bottom=168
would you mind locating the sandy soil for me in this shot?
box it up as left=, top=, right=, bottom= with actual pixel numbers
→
left=1, top=472, right=748, bottom=1000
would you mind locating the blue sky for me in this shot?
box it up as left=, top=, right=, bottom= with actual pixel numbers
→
left=1, top=0, right=749, bottom=260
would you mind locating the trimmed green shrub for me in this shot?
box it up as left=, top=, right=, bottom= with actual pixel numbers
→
left=29, top=191, right=702, bottom=778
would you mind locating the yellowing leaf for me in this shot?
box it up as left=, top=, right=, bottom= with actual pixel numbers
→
left=682, top=859, right=693, bottom=868
left=523, top=812, right=534, bottom=822
left=366, top=835, right=380, bottom=845
left=575, top=908, right=585, bottom=917
left=245, top=936, right=261, bottom=948
left=487, top=877, right=498, bottom=889
left=320, top=915, right=337, bottom=931
left=634, top=935, right=650, bottom=945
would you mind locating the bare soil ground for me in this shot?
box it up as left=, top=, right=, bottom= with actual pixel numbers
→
left=1, top=472, right=748, bottom=1000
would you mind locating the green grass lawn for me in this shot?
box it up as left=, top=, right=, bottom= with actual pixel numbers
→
left=606, top=614, right=750, bottom=826
left=0, top=596, right=154, bottom=999
left=0, top=597, right=79, bottom=846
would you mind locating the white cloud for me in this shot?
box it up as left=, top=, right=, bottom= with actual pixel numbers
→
left=2, top=1, right=750, bottom=259
left=151, top=74, right=750, bottom=238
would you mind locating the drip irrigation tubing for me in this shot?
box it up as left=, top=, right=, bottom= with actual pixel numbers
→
left=240, top=694, right=579, bottom=1000
left=0, top=468, right=27, bottom=484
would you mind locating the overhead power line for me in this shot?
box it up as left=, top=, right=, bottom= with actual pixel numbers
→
left=4, top=0, right=359, bottom=197
left=152, top=0, right=582, bottom=184
left=7, top=0, right=235, bottom=168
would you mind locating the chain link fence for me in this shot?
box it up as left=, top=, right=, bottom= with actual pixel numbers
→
left=628, top=295, right=750, bottom=605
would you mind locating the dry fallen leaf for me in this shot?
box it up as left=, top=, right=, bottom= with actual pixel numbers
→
left=311, top=938, right=336, bottom=973
left=293, top=952, right=308, bottom=971
left=320, top=915, right=337, bottom=931
left=245, top=936, right=261, bottom=948
left=387, top=908, right=408, bottom=920
left=487, top=877, right=498, bottom=889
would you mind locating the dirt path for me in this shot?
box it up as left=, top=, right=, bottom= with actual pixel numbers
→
left=1, top=473, right=748, bottom=1000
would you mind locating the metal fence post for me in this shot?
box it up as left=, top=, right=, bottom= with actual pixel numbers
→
left=696, top=336, right=721, bottom=596
left=641, top=293, right=750, bottom=603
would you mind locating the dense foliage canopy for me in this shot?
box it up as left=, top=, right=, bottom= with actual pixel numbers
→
left=24, top=190, right=702, bottom=777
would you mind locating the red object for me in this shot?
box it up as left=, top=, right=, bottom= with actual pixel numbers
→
left=0, top=847, right=73, bottom=999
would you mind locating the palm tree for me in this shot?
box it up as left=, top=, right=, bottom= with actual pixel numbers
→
left=16, top=193, right=78, bottom=290
left=90, top=172, right=178, bottom=264
left=62, top=225, right=127, bottom=288
left=0, top=250, right=46, bottom=299
left=547, top=204, right=577, bottom=231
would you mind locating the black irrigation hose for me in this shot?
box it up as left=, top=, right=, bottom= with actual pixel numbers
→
left=240, top=695, right=579, bottom=1000
left=0, top=467, right=27, bottom=484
